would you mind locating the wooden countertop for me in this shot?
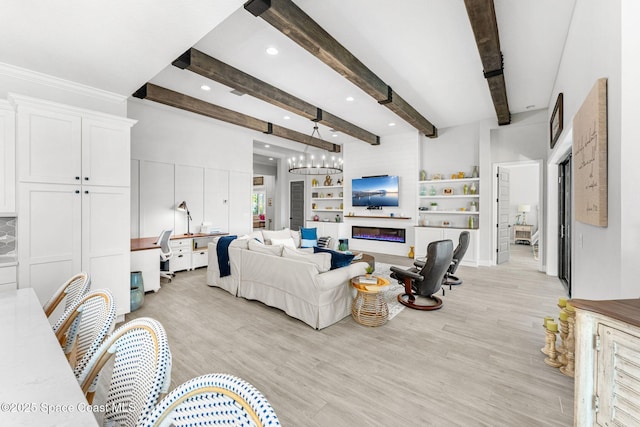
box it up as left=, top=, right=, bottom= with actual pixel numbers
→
left=570, top=298, right=640, bottom=328
left=131, top=233, right=228, bottom=251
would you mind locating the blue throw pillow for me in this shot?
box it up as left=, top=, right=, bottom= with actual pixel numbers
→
left=300, top=227, right=318, bottom=248
left=313, top=246, right=355, bottom=270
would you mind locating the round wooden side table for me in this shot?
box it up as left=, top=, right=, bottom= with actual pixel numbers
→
left=351, top=276, right=390, bottom=327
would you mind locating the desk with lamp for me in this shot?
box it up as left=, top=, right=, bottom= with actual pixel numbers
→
left=130, top=201, right=227, bottom=293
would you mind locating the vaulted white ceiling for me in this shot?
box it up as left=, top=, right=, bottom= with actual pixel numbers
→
left=1, top=0, right=576, bottom=154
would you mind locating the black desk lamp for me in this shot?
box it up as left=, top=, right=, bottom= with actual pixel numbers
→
left=177, top=201, right=193, bottom=235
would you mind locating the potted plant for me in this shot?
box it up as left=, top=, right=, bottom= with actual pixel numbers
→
left=365, top=265, right=374, bottom=277
left=430, top=202, right=438, bottom=211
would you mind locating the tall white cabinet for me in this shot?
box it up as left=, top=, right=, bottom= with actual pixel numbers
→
left=12, top=94, right=136, bottom=317
left=0, top=101, right=16, bottom=214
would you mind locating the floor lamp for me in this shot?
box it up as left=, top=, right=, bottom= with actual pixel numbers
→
left=177, top=201, right=193, bottom=235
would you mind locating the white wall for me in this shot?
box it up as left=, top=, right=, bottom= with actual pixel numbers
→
left=344, top=131, right=420, bottom=256
left=129, top=99, right=253, bottom=237
left=546, top=0, right=632, bottom=299
left=421, top=122, right=479, bottom=180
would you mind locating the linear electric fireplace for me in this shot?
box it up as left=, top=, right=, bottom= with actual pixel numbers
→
left=352, top=226, right=406, bottom=243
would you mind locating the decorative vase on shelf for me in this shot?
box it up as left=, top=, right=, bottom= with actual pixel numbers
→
left=420, top=169, right=427, bottom=181
left=408, top=245, right=415, bottom=259
left=419, top=214, right=427, bottom=226
left=470, top=182, right=477, bottom=194
left=429, top=186, right=437, bottom=196
left=468, top=216, right=475, bottom=229
left=472, top=166, right=479, bottom=178
left=313, top=214, right=320, bottom=221
left=420, top=186, right=427, bottom=196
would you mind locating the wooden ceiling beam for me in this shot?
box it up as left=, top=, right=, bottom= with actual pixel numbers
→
left=244, top=0, right=438, bottom=138
left=464, top=0, right=511, bottom=125
left=173, top=48, right=379, bottom=145
left=132, top=83, right=340, bottom=153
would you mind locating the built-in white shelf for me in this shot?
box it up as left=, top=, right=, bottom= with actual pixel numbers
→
left=311, top=185, right=343, bottom=190
left=419, top=195, right=479, bottom=199
left=312, top=197, right=342, bottom=201
left=312, top=209, right=343, bottom=212
left=419, top=178, right=479, bottom=184
left=418, top=210, right=480, bottom=215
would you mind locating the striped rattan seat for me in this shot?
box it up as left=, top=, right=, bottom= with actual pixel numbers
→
left=52, top=289, right=116, bottom=372
left=140, top=373, right=280, bottom=427
left=77, top=317, right=172, bottom=427
left=43, top=272, right=91, bottom=318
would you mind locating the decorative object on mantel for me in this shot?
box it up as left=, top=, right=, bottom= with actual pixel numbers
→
left=407, top=246, right=415, bottom=259
left=288, top=124, right=343, bottom=175
left=573, top=78, right=607, bottom=227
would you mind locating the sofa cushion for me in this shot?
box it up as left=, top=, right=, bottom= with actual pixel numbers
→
left=290, top=229, right=301, bottom=248
left=317, top=236, right=333, bottom=249
left=313, top=247, right=355, bottom=270
left=248, top=239, right=283, bottom=256
left=262, top=229, right=292, bottom=245
left=239, top=231, right=264, bottom=244
left=271, top=237, right=297, bottom=250
left=282, top=247, right=331, bottom=273
left=300, top=227, right=318, bottom=248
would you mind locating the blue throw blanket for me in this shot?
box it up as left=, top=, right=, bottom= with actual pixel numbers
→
left=216, top=235, right=237, bottom=277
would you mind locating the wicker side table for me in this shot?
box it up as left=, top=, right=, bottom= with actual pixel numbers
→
left=351, top=276, right=390, bottom=327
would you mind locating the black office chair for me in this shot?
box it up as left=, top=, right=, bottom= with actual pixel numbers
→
left=390, top=239, right=453, bottom=310
left=444, top=231, right=470, bottom=289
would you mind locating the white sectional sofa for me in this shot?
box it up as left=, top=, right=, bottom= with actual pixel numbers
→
left=207, top=229, right=367, bottom=329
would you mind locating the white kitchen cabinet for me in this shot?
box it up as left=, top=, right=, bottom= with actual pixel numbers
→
left=0, top=102, right=16, bottom=214
left=0, top=264, right=17, bottom=292
left=414, top=227, right=478, bottom=266
left=13, top=95, right=135, bottom=316
left=573, top=299, right=640, bottom=426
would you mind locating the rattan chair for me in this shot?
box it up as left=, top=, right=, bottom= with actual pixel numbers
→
left=52, top=289, right=116, bottom=371
left=140, top=373, right=280, bottom=427
left=76, top=317, right=172, bottom=427
left=42, top=272, right=91, bottom=318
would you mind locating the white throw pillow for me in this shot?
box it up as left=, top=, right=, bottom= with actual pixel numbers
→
left=289, top=229, right=301, bottom=248
left=262, top=228, right=292, bottom=245
left=282, top=247, right=331, bottom=273
left=247, top=231, right=264, bottom=244
left=229, top=238, right=249, bottom=250
left=270, top=237, right=297, bottom=250
left=248, top=239, right=283, bottom=256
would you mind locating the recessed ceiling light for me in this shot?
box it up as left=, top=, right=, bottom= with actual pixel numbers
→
left=266, top=47, right=279, bottom=55
left=388, top=122, right=396, bottom=127
left=201, top=85, right=211, bottom=91
left=332, top=134, right=338, bottom=138
left=264, top=144, right=270, bottom=148
left=269, top=157, right=274, bottom=161
left=283, top=115, right=290, bottom=120
left=346, top=96, right=355, bottom=102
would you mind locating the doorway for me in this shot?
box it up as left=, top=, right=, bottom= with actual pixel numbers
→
left=493, top=160, right=544, bottom=271
left=289, top=180, right=304, bottom=231
left=558, top=155, right=572, bottom=295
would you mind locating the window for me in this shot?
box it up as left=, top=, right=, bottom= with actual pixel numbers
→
left=252, top=191, right=265, bottom=216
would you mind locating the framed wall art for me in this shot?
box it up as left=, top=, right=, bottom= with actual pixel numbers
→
left=573, top=78, right=608, bottom=227
left=550, top=92, right=563, bottom=148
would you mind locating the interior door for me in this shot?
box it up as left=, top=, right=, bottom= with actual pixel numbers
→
left=558, top=155, right=572, bottom=295
left=289, top=180, right=305, bottom=231
left=497, top=167, right=510, bottom=264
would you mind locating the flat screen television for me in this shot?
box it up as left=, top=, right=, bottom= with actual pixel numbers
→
left=352, top=175, right=399, bottom=207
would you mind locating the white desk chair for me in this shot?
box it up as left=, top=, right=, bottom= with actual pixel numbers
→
left=157, top=229, right=174, bottom=282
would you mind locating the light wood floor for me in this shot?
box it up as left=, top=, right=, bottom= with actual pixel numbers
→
left=126, top=244, right=573, bottom=426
